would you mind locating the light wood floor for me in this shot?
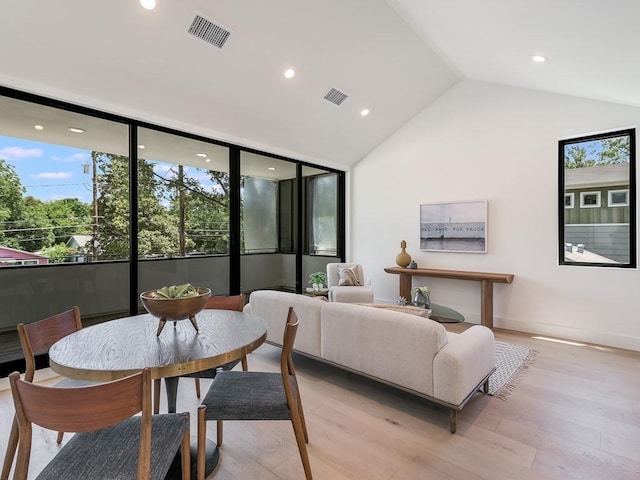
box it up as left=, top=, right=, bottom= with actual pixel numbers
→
left=1, top=325, right=639, bottom=479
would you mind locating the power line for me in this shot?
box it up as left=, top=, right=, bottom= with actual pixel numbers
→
left=0, top=217, right=89, bottom=225
left=0, top=225, right=90, bottom=233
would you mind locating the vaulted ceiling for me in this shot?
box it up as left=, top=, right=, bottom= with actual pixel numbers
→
left=0, top=1, right=637, bottom=170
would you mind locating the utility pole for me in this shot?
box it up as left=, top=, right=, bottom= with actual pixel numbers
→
left=178, top=165, right=185, bottom=256
left=92, top=153, right=98, bottom=261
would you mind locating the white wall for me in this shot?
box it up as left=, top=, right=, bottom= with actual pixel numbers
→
left=352, top=80, right=640, bottom=351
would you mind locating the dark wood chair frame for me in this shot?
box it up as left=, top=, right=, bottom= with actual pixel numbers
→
left=8, top=367, right=190, bottom=480
left=1, top=306, right=85, bottom=480
left=196, top=307, right=312, bottom=480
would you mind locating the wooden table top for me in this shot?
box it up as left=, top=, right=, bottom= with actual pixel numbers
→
left=49, top=310, right=267, bottom=382
left=384, top=266, right=514, bottom=284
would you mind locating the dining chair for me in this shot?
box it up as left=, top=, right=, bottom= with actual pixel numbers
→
left=1, top=307, right=95, bottom=480
left=8, top=367, right=191, bottom=480
left=152, top=294, right=248, bottom=414
left=196, top=307, right=312, bottom=480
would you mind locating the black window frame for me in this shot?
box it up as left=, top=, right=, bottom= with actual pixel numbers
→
left=558, top=128, right=636, bottom=268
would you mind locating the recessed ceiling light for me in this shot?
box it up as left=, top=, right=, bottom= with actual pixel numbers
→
left=531, top=55, right=547, bottom=63
left=196, top=153, right=207, bottom=157
left=360, top=109, right=370, bottom=117
left=34, top=125, right=44, bottom=131
left=268, top=167, right=276, bottom=171
left=140, top=0, right=156, bottom=10
left=68, top=127, right=85, bottom=133
left=205, top=158, right=211, bottom=163
left=284, top=69, right=295, bottom=79
left=138, top=144, right=146, bottom=149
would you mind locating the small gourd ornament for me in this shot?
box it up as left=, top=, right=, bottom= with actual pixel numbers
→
left=395, top=240, right=412, bottom=268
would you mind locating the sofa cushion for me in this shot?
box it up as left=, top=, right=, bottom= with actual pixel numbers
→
left=244, top=290, right=323, bottom=357
left=320, top=302, right=448, bottom=397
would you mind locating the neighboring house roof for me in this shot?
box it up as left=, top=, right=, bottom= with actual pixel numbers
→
left=66, top=235, right=93, bottom=249
left=0, top=246, right=49, bottom=261
left=565, top=163, right=629, bottom=189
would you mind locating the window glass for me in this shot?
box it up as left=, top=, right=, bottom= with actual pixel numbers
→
left=0, top=97, right=129, bottom=265
left=609, top=189, right=629, bottom=206
left=307, top=172, right=338, bottom=255
left=564, top=193, right=574, bottom=208
left=560, top=128, right=636, bottom=266
left=301, top=166, right=339, bottom=292
left=240, top=152, right=296, bottom=293
left=242, top=177, right=278, bottom=253
left=136, top=128, right=230, bottom=259
left=579, top=191, right=601, bottom=208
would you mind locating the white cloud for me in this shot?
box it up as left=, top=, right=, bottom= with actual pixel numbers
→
left=50, top=152, right=90, bottom=163
left=59, top=152, right=89, bottom=163
left=0, top=146, right=43, bottom=160
left=32, top=171, right=73, bottom=179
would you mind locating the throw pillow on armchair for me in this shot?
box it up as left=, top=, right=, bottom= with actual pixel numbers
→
left=338, top=266, right=361, bottom=286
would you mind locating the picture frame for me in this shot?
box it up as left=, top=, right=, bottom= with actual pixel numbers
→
left=420, top=200, right=487, bottom=253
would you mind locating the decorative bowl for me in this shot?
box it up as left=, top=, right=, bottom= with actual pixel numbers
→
left=140, top=287, right=211, bottom=335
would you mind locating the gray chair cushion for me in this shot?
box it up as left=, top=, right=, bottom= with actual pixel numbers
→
left=182, top=358, right=241, bottom=379
left=36, top=414, right=188, bottom=480
left=202, top=371, right=296, bottom=421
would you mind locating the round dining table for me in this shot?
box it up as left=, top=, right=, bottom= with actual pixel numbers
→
left=48, top=309, right=268, bottom=479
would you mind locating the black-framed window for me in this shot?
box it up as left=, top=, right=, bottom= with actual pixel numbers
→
left=559, top=128, right=636, bottom=267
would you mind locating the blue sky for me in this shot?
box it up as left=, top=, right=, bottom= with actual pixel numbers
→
left=0, top=135, right=92, bottom=203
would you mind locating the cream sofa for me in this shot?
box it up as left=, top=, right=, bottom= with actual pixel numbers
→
left=244, top=290, right=496, bottom=433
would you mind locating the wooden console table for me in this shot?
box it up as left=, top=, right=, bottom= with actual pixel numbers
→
left=384, top=267, right=514, bottom=329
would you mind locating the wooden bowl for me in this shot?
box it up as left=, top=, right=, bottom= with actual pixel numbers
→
left=140, top=287, right=211, bottom=322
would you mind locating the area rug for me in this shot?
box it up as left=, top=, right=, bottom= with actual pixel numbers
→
left=488, top=341, right=537, bottom=400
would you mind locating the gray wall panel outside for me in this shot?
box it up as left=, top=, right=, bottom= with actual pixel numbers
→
left=0, top=263, right=130, bottom=332
left=565, top=224, right=630, bottom=263
left=138, top=256, right=231, bottom=307
left=241, top=254, right=287, bottom=293
left=302, top=256, right=337, bottom=289
left=0, top=254, right=340, bottom=331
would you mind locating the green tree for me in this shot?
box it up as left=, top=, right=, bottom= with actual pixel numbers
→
left=0, top=159, right=25, bottom=248
left=14, top=196, right=53, bottom=252
left=41, top=243, right=74, bottom=263
left=47, top=198, right=92, bottom=244
left=164, top=168, right=230, bottom=255
left=565, top=135, right=630, bottom=169
left=95, top=152, right=177, bottom=260
left=95, top=152, right=130, bottom=259
left=564, top=145, right=596, bottom=169
left=598, top=136, right=630, bottom=164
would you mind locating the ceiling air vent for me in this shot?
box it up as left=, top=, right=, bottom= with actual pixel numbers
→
left=188, top=14, right=231, bottom=49
left=323, top=88, right=349, bottom=106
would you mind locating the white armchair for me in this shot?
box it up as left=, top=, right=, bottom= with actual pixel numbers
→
left=326, top=263, right=374, bottom=303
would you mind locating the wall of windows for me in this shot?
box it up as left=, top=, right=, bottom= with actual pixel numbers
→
left=0, top=87, right=345, bottom=331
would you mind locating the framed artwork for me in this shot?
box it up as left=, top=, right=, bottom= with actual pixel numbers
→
left=420, top=200, right=487, bottom=253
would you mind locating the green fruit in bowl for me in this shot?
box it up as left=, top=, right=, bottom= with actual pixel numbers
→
left=152, top=283, right=198, bottom=299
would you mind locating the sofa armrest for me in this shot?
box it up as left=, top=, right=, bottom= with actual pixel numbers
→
left=432, top=325, right=495, bottom=407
